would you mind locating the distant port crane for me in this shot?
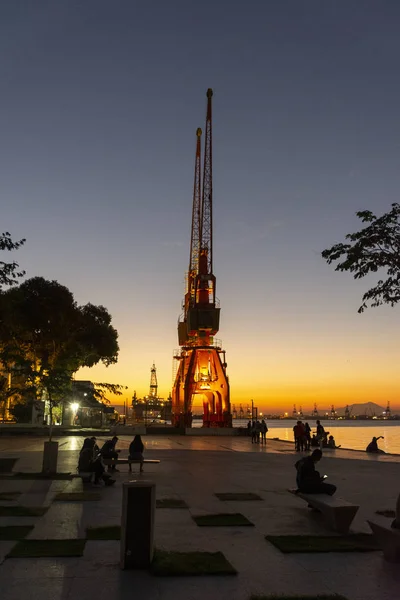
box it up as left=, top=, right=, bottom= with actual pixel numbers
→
left=171, top=90, right=231, bottom=428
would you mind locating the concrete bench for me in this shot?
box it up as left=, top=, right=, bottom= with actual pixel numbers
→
left=367, top=519, right=400, bottom=562
left=289, top=489, right=359, bottom=533
left=103, top=458, right=160, bottom=472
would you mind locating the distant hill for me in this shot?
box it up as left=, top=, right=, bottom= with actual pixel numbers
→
left=335, top=402, right=385, bottom=417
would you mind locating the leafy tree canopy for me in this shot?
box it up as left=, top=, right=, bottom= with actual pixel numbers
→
left=0, top=232, right=25, bottom=288
left=0, top=277, right=120, bottom=411
left=322, top=203, right=400, bottom=313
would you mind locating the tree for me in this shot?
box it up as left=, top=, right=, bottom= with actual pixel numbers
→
left=0, top=277, right=119, bottom=439
left=0, top=232, right=25, bottom=288
left=321, top=203, right=400, bottom=313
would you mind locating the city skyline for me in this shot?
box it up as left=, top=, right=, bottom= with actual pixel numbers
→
left=2, top=2, right=400, bottom=412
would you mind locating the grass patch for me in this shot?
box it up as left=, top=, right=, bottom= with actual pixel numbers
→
left=376, top=509, right=396, bottom=518
left=7, top=539, right=86, bottom=558
left=5, top=472, right=73, bottom=480
left=250, top=594, right=347, bottom=600
left=156, top=498, right=188, bottom=509
left=0, top=526, right=34, bottom=541
left=151, top=549, right=237, bottom=576
left=265, top=534, right=380, bottom=553
left=193, top=513, right=254, bottom=527
left=0, top=506, right=48, bottom=517
left=54, top=492, right=101, bottom=502
left=215, top=492, right=262, bottom=501
left=86, top=525, right=121, bottom=540
left=0, top=491, right=21, bottom=501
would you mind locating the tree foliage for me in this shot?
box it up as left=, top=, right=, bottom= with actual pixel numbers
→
left=0, top=232, right=25, bottom=288
left=322, top=203, right=400, bottom=313
left=0, top=277, right=120, bottom=434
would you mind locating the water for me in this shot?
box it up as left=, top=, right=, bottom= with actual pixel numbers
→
left=193, top=418, right=400, bottom=454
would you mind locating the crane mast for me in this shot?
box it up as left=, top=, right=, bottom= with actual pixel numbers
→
left=172, top=89, right=231, bottom=428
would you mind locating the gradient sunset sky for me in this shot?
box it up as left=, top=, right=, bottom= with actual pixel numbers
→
left=2, top=1, right=400, bottom=414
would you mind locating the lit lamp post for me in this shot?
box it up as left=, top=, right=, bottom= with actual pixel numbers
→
left=70, top=402, right=80, bottom=426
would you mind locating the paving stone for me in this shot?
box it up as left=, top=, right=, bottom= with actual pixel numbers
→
left=0, top=434, right=399, bottom=600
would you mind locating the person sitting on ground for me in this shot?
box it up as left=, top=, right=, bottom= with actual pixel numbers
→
left=327, top=435, right=341, bottom=449
left=295, top=449, right=337, bottom=496
left=100, top=435, right=121, bottom=470
left=129, top=434, right=145, bottom=473
left=310, top=434, right=319, bottom=447
left=366, top=436, right=385, bottom=453
left=78, top=438, right=115, bottom=486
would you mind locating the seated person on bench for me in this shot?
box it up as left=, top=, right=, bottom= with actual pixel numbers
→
left=78, top=438, right=115, bottom=486
left=295, top=449, right=337, bottom=496
left=100, top=436, right=120, bottom=471
left=129, top=434, right=144, bottom=473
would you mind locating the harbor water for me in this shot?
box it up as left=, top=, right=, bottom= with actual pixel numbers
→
left=193, top=418, right=400, bottom=454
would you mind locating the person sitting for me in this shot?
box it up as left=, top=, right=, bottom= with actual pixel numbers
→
left=129, top=434, right=145, bottom=473
left=78, top=438, right=115, bottom=486
left=91, top=436, right=100, bottom=455
left=295, top=449, right=336, bottom=496
left=366, top=436, right=385, bottom=453
left=310, top=434, right=319, bottom=447
left=327, top=435, right=341, bottom=449
left=100, top=436, right=121, bottom=470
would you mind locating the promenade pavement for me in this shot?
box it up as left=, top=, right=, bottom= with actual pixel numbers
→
left=0, top=434, right=399, bottom=600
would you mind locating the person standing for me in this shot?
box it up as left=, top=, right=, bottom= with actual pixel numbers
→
left=251, top=420, right=257, bottom=444
left=316, top=420, right=326, bottom=450
left=260, top=419, right=268, bottom=444
left=293, top=421, right=306, bottom=452
left=304, top=422, right=311, bottom=450
left=255, top=420, right=262, bottom=443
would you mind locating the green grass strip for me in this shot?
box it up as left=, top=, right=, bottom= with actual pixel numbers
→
left=6, top=472, right=73, bottom=480
left=7, top=539, right=86, bottom=558
left=0, top=506, right=48, bottom=517
left=0, top=526, right=34, bottom=541
left=86, top=526, right=121, bottom=540
left=250, top=595, right=349, bottom=600
left=54, top=492, right=101, bottom=502
left=375, top=509, right=396, bottom=518
left=156, top=498, right=188, bottom=509
left=151, top=549, right=237, bottom=576
left=193, top=513, right=254, bottom=527
left=215, top=492, right=263, bottom=501
left=0, top=491, right=21, bottom=501
left=265, top=534, right=380, bottom=553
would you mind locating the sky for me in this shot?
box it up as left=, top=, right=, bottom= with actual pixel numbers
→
left=1, top=1, right=400, bottom=415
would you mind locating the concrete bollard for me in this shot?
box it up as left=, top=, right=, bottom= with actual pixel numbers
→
left=120, top=480, right=156, bottom=569
left=42, top=441, right=59, bottom=474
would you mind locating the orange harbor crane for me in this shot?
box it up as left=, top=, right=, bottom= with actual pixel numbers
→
left=172, top=89, right=231, bottom=428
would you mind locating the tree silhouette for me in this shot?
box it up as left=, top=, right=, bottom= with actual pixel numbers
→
left=322, top=203, right=400, bottom=312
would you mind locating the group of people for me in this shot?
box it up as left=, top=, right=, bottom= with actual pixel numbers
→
left=77, top=434, right=145, bottom=484
left=293, top=420, right=340, bottom=452
left=247, top=419, right=268, bottom=444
